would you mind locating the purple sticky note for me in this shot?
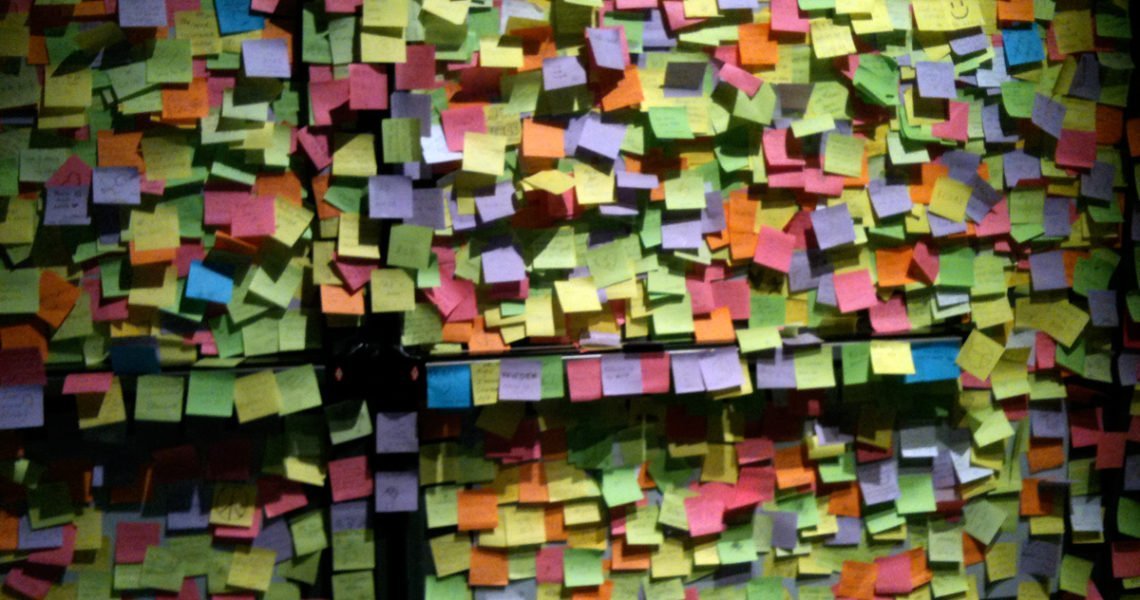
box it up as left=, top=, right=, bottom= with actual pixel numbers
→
left=119, top=0, right=167, bottom=27
left=616, top=170, right=659, bottom=190
left=1088, top=290, right=1118, bottom=328
left=661, top=218, right=702, bottom=250
left=754, top=348, right=796, bottom=389
left=868, top=180, right=911, bottom=219
left=374, top=471, right=418, bottom=513
left=789, top=251, right=830, bottom=293
left=670, top=352, right=705, bottom=394
left=92, top=167, right=140, bottom=205
left=587, top=28, right=626, bottom=70
left=965, top=175, right=1001, bottom=223
left=1030, top=410, right=1065, bottom=439
left=1043, top=196, right=1072, bottom=238
left=391, top=92, right=432, bottom=136
left=1119, top=354, right=1140, bottom=387
left=447, top=196, right=477, bottom=232
left=242, top=39, right=291, bottom=78
left=165, top=482, right=210, bottom=531
left=577, top=116, right=627, bottom=161
left=1020, top=539, right=1060, bottom=577
left=950, top=31, right=989, bottom=56
left=18, top=518, right=62, bottom=551
left=254, top=518, right=294, bottom=562
left=856, top=459, right=900, bottom=506
left=1125, top=455, right=1140, bottom=491
left=1004, top=149, right=1041, bottom=188
left=369, top=175, right=414, bottom=220
left=482, top=243, right=526, bottom=284
left=409, top=187, right=446, bottom=229
left=375, top=412, right=418, bottom=454
left=1029, top=250, right=1067, bottom=291
left=766, top=511, right=798, bottom=550
left=702, top=192, right=726, bottom=234
left=499, top=359, right=543, bottom=401
left=1080, top=161, right=1115, bottom=202
left=474, top=181, right=516, bottom=223
left=916, top=62, right=956, bottom=99
left=1068, top=54, right=1101, bottom=101
left=0, top=385, right=43, bottom=430
left=1031, top=94, right=1065, bottom=138
left=699, top=347, right=743, bottom=391
left=982, top=103, right=1018, bottom=144
left=330, top=500, right=369, bottom=531
left=825, top=516, right=862, bottom=546
left=932, top=449, right=956, bottom=489
left=542, top=56, right=587, bottom=90
left=928, top=212, right=967, bottom=238
left=44, top=185, right=90, bottom=226
left=601, top=354, right=643, bottom=396
left=810, top=204, right=855, bottom=250
left=600, top=188, right=640, bottom=217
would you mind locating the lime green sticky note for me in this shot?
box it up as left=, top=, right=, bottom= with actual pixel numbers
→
left=1119, top=497, right=1140, bottom=538
left=134, top=375, right=185, bottom=423
left=332, top=571, right=374, bottom=598
left=972, top=407, right=1015, bottom=447
left=425, top=575, right=468, bottom=600
left=333, top=529, right=376, bottom=571
left=928, top=519, right=964, bottom=564
left=738, top=327, right=781, bottom=353
left=601, top=467, right=642, bottom=507
left=818, top=451, right=856, bottom=483
left=289, top=510, right=329, bottom=556
left=717, top=525, right=757, bottom=564
left=749, top=294, right=786, bottom=328
left=585, top=241, right=634, bottom=289
left=896, top=473, right=936, bottom=515
left=387, top=224, right=434, bottom=270
left=276, top=364, right=322, bottom=415
left=746, top=577, right=784, bottom=600
left=842, top=342, right=871, bottom=385
left=1060, top=554, right=1093, bottom=595
left=540, top=355, right=565, bottom=399
left=0, top=268, right=40, bottom=314
left=140, top=546, right=185, bottom=593
left=147, top=39, right=193, bottom=84
left=962, top=499, right=1005, bottom=545
left=823, top=132, right=865, bottom=177
left=794, top=346, right=835, bottom=389
left=664, top=171, right=705, bottom=210
left=381, top=118, right=423, bottom=163
left=649, top=106, right=694, bottom=139
left=563, top=548, right=603, bottom=588
left=1000, top=80, right=1036, bottom=118
left=938, top=246, right=975, bottom=288
left=326, top=399, right=372, bottom=445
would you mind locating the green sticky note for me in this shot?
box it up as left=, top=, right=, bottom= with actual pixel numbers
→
left=601, top=467, right=642, bottom=507
left=78, top=571, right=113, bottom=600
left=853, top=53, right=899, bottom=106
left=664, top=171, right=705, bottom=210
left=563, top=548, right=603, bottom=588
left=289, top=510, right=329, bottom=556
left=140, top=546, right=185, bottom=593
left=649, top=106, right=694, bottom=139
left=818, top=451, right=856, bottom=483
left=0, top=268, right=40, bottom=314
left=167, top=534, right=211, bottom=577
left=717, top=525, right=757, bottom=565
left=938, top=246, right=975, bottom=288
left=794, top=346, right=836, bottom=389
left=842, top=342, right=871, bottom=385
left=585, top=241, right=634, bottom=288
left=540, top=355, right=564, bottom=399
left=326, top=399, right=372, bottom=445
left=962, top=499, right=1005, bottom=545
left=1000, top=81, right=1036, bottom=118
left=388, top=224, right=434, bottom=270
left=134, top=375, right=185, bottom=423
left=332, top=571, right=374, bottom=598
left=928, top=519, right=964, bottom=564
left=276, top=364, right=322, bottom=415
left=749, top=294, right=787, bottom=328
left=333, top=529, right=376, bottom=571
left=865, top=505, right=904, bottom=534
left=1119, top=496, right=1140, bottom=538
left=28, top=482, right=75, bottom=529
left=1060, top=554, right=1093, bottom=595
left=147, top=39, right=193, bottom=84
left=425, top=574, right=469, bottom=600
left=746, top=577, right=784, bottom=600
left=896, top=473, right=936, bottom=515
left=381, top=118, right=423, bottom=163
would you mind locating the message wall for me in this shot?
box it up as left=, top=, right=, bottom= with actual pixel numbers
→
left=1, top=0, right=1139, bottom=596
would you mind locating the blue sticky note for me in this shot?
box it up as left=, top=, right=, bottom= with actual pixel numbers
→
left=427, top=364, right=471, bottom=409
left=110, top=339, right=161, bottom=375
left=0, top=385, right=44, bottom=430
left=215, top=0, right=265, bottom=35
left=1002, top=28, right=1045, bottom=68
left=185, top=262, right=234, bottom=304
left=905, top=342, right=961, bottom=383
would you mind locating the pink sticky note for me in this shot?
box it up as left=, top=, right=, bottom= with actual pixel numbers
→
left=686, top=278, right=715, bottom=314
left=711, top=278, right=750, bottom=321
left=115, top=522, right=161, bottom=564
left=833, top=270, right=877, bottom=313
left=213, top=507, right=262, bottom=541
left=567, top=358, right=602, bottom=402
left=535, top=547, right=564, bottom=583
left=869, top=294, right=910, bottom=334
left=259, top=477, right=309, bottom=519
left=47, top=154, right=93, bottom=187
left=931, top=101, right=969, bottom=141
left=976, top=198, right=1011, bottom=238
left=62, top=372, right=114, bottom=395
left=349, top=64, right=388, bottom=110
left=684, top=495, right=725, bottom=537
left=718, top=62, right=762, bottom=97
left=1096, top=432, right=1126, bottom=470
left=309, top=79, right=350, bottom=126
left=1055, top=128, right=1096, bottom=169
left=909, top=241, right=939, bottom=283
left=641, top=352, right=671, bottom=394
left=753, top=226, right=796, bottom=273
left=874, top=553, right=914, bottom=595
left=394, top=44, right=437, bottom=90
left=662, top=0, right=705, bottom=31
left=441, top=105, right=488, bottom=152
left=230, top=195, right=276, bottom=238
left=203, top=191, right=243, bottom=226
left=298, top=127, right=332, bottom=171
left=333, top=255, right=378, bottom=292
left=770, top=0, right=809, bottom=33
left=329, top=456, right=374, bottom=502
left=762, top=128, right=806, bottom=168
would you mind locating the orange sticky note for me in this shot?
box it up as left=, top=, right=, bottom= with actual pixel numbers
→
left=469, top=547, right=509, bottom=587
left=522, top=119, right=565, bottom=159
left=739, top=23, right=779, bottom=66
left=37, top=270, right=80, bottom=329
left=457, top=489, right=500, bottom=531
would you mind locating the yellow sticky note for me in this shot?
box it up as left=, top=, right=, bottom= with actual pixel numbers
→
left=209, top=483, right=258, bottom=528
left=480, top=36, right=523, bottom=69
left=956, top=329, right=1004, bottom=381
left=911, top=0, right=983, bottom=31
left=985, top=542, right=1018, bottom=581
left=131, top=204, right=181, bottom=252
left=573, top=162, right=615, bottom=205
left=43, top=64, right=91, bottom=109
left=1052, top=10, right=1094, bottom=55
left=363, top=0, right=409, bottom=27
left=929, top=177, right=972, bottom=223
left=523, top=170, right=575, bottom=194
left=471, top=361, right=500, bottom=406
left=823, top=133, right=865, bottom=178
left=554, top=277, right=603, bottom=313
left=233, top=370, right=283, bottom=423
left=332, top=134, right=377, bottom=178
left=370, top=269, right=415, bottom=313
left=809, top=19, right=856, bottom=59
left=227, top=546, right=276, bottom=592
left=870, top=340, right=916, bottom=375
left=462, top=133, right=506, bottom=176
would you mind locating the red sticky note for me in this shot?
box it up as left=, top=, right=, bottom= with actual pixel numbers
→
left=441, top=105, right=488, bottom=153
left=394, top=44, right=437, bottom=90
left=711, top=279, right=750, bottom=321
left=329, top=456, right=375, bottom=502
left=115, top=522, right=160, bottom=564
left=259, top=476, right=309, bottom=519
left=349, top=64, right=388, bottom=110
left=1113, top=542, right=1140, bottom=578
left=834, top=270, right=877, bottom=313
left=641, top=352, right=671, bottom=394
left=535, top=547, right=564, bottom=583
left=0, top=348, right=46, bottom=386
left=1055, top=128, right=1096, bottom=169
left=1095, top=432, right=1126, bottom=469
left=753, top=226, right=796, bottom=273
left=214, top=507, right=262, bottom=541
left=62, top=372, right=114, bottom=395
left=566, top=358, right=602, bottom=402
